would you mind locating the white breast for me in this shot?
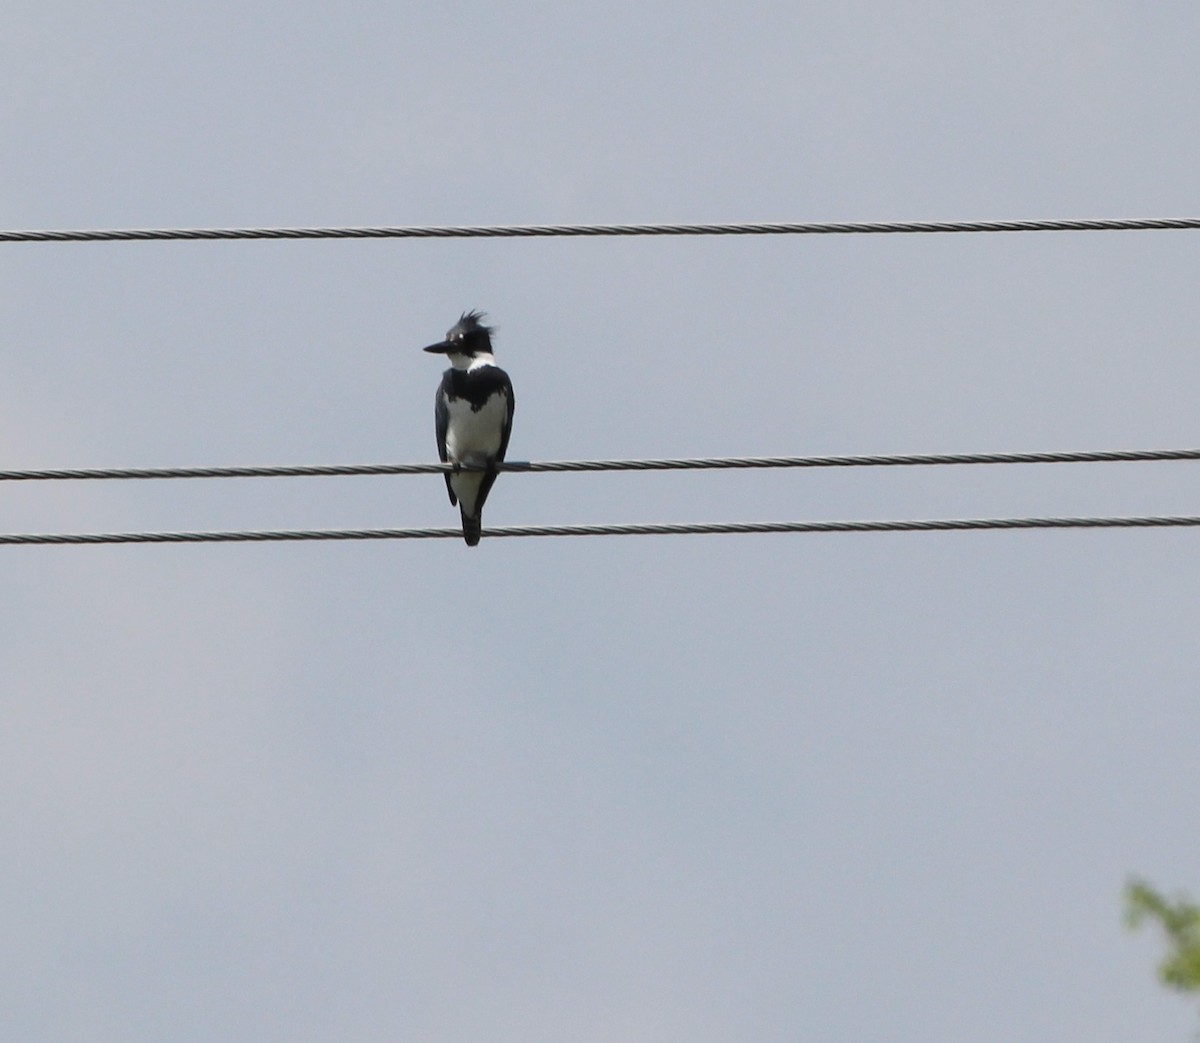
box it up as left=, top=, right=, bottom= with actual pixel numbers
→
left=443, top=393, right=508, bottom=465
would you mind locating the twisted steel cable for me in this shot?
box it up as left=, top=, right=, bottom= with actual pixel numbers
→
left=1, top=446, right=1199, bottom=482
left=3, top=515, right=1200, bottom=545
left=3, top=217, right=1200, bottom=244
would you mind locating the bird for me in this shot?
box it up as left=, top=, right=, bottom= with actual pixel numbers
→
left=423, top=310, right=515, bottom=546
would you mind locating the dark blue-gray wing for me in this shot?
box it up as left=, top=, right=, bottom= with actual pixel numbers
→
left=496, top=374, right=515, bottom=462
left=434, top=380, right=455, bottom=505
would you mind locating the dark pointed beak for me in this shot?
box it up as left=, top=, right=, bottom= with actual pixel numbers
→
left=422, top=340, right=452, bottom=354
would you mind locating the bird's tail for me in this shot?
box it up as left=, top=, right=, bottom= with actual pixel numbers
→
left=460, top=510, right=482, bottom=547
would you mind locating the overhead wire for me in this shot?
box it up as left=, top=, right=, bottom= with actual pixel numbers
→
left=3, top=446, right=1200, bottom=482
left=1, top=448, right=1196, bottom=544
left=3, top=515, right=1200, bottom=546
left=3, top=216, right=1200, bottom=244
left=5, top=215, right=1198, bottom=543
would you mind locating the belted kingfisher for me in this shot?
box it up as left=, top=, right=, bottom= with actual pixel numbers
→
left=423, top=311, right=515, bottom=546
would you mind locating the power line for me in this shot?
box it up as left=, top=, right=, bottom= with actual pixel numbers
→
left=498, top=447, right=1200, bottom=472
left=4, top=514, right=1200, bottom=546
left=3, top=216, right=1200, bottom=244
left=0, top=461, right=447, bottom=482
left=3, top=446, right=1200, bottom=483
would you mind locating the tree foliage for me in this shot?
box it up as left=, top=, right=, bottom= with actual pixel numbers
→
left=1126, top=878, right=1200, bottom=994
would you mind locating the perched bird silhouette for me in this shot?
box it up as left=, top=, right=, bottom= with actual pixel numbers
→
left=423, top=311, right=515, bottom=546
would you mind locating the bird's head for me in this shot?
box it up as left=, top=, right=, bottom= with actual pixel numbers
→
left=422, top=310, right=496, bottom=370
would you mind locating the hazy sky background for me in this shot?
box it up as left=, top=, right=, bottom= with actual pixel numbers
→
left=2, top=3, right=1198, bottom=1041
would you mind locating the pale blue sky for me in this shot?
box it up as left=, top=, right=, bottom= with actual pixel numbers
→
left=1, top=4, right=1198, bottom=1040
